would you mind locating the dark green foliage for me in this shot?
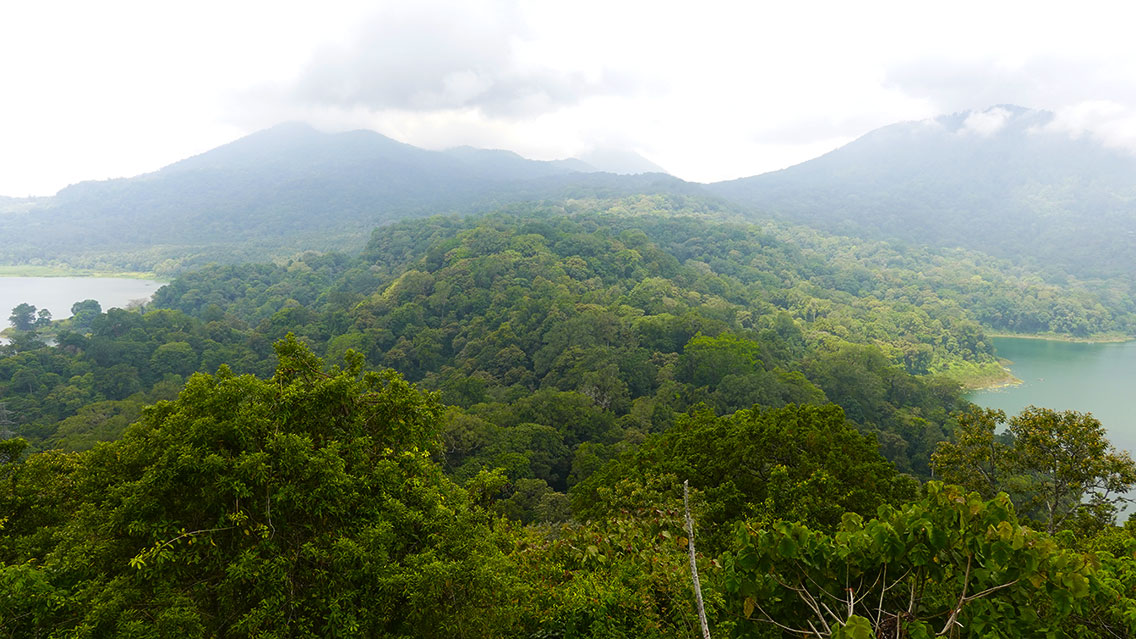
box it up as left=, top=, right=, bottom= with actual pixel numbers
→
left=68, top=298, right=102, bottom=332
left=4, top=163, right=1136, bottom=635
left=4, top=203, right=997, bottom=481
left=0, top=337, right=520, bottom=637
left=8, top=303, right=36, bottom=331
left=574, top=403, right=917, bottom=552
left=0, top=125, right=700, bottom=273
left=0, top=307, right=272, bottom=449
left=0, top=245, right=1133, bottom=635
left=510, top=475, right=723, bottom=638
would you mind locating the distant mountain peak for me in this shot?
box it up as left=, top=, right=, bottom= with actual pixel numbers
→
left=15, top=121, right=703, bottom=270
left=708, top=104, right=1136, bottom=281
left=578, top=148, right=667, bottom=175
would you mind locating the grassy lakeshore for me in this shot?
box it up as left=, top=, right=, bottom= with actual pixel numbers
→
left=938, top=359, right=1022, bottom=391
left=986, top=331, right=1133, bottom=344
left=0, top=265, right=160, bottom=279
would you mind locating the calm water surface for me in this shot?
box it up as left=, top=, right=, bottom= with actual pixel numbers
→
left=0, top=277, right=164, bottom=321
left=968, top=337, right=1136, bottom=456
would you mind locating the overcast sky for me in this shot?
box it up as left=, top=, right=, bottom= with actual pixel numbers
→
left=3, top=0, right=1136, bottom=196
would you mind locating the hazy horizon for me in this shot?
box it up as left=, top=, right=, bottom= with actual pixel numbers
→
left=2, top=103, right=1116, bottom=199
left=6, top=1, right=1136, bottom=196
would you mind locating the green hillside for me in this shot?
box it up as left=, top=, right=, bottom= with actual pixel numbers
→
left=711, top=105, right=1136, bottom=285
left=0, top=124, right=692, bottom=273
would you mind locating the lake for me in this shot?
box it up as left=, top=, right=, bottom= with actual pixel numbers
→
left=0, top=276, right=165, bottom=322
left=968, top=336, right=1136, bottom=457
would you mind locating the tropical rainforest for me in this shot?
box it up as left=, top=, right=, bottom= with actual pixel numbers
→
left=6, top=105, right=1136, bottom=636
left=3, top=190, right=1136, bottom=638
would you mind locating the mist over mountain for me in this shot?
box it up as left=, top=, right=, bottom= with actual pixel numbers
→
left=710, top=105, right=1136, bottom=281
left=1, top=124, right=691, bottom=271
left=577, top=148, right=668, bottom=175
left=9, top=107, right=1136, bottom=284
left=440, top=146, right=597, bottom=178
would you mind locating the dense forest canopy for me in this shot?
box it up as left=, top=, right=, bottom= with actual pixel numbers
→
left=4, top=197, right=1136, bottom=636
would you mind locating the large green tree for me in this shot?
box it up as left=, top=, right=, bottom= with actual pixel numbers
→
left=0, top=336, right=520, bottom=638
left=574, top=403, right=917, bottom=552
left=8, top=303, right=36, bottom=331
left=933, top=406, right=1136, bottom=533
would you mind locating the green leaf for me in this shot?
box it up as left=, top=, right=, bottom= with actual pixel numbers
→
left=777, top=535, right=799, bottom=558
left=834, top=615, right=874, bottom=639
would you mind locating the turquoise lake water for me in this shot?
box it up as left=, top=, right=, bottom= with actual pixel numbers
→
left=968, top=336, right=1136, bottom=457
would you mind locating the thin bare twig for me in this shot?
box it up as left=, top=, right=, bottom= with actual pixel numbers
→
left=938, top=554, right=972, bottom=636
left=684, top=480, right=712, bottom=639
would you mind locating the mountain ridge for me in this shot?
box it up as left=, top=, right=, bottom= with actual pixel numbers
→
left=0, top=123, right=696, bottom=272
left=708, top=105, right=1136, bottom=282
left=9, top=106, right=1136, bottom=286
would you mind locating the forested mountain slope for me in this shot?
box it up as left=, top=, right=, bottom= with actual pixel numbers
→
left=711, top=105, right=1136, bottom=283
left=11, top=105, right=1136, bottom=294
left=2, top=201, right=978, bottom=473
left=0, top=124, right=692, bottom=272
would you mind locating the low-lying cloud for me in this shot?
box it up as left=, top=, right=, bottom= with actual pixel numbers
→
left=960, top=106, right=1013, bottom=137
left=1045, top=101, right=1136, bottom=153
left=885, top=56, right=1136, bottom=152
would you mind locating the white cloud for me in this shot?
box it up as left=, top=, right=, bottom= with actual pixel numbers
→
left=6, top=1, right=1136, bottom=193
left=961, top=107, right=1014, bottom=137
left=1045, top=101, right=1136, bottom=153
left=284, top=0, right=646, bottom=118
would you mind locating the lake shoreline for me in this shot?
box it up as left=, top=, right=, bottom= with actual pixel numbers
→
left=967, top=337, right=1136, bottom=466
left=985, top=331, right=1133, bottom=344
left=0, top=265, right=160, bottom=280
left=953, top=359, right=1022, bottom=392
left=962, top=333, right=1135, bottom=391
left=0, top=276, right=166, bottom=327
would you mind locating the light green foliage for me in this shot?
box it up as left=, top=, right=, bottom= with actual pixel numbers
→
left=512, top=474, right=725, bottom=638
left=724, top=483, right=1113, bottom=638
left=1011, top=406, right=1136, bottom=533
left=929, top=407, right=1008, bottom=498
left=678, top=332, right=762, bottom=388
left=149, top=340, right=198, bottom=377
left=0, top=437, right=26, bottom=464
left=1073, top=526, right=1136, bottom=635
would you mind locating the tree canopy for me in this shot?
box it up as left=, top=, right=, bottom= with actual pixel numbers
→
left=0, top=336, right=520, bottom=637
left=932, top=406, right=1136, bottom=533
